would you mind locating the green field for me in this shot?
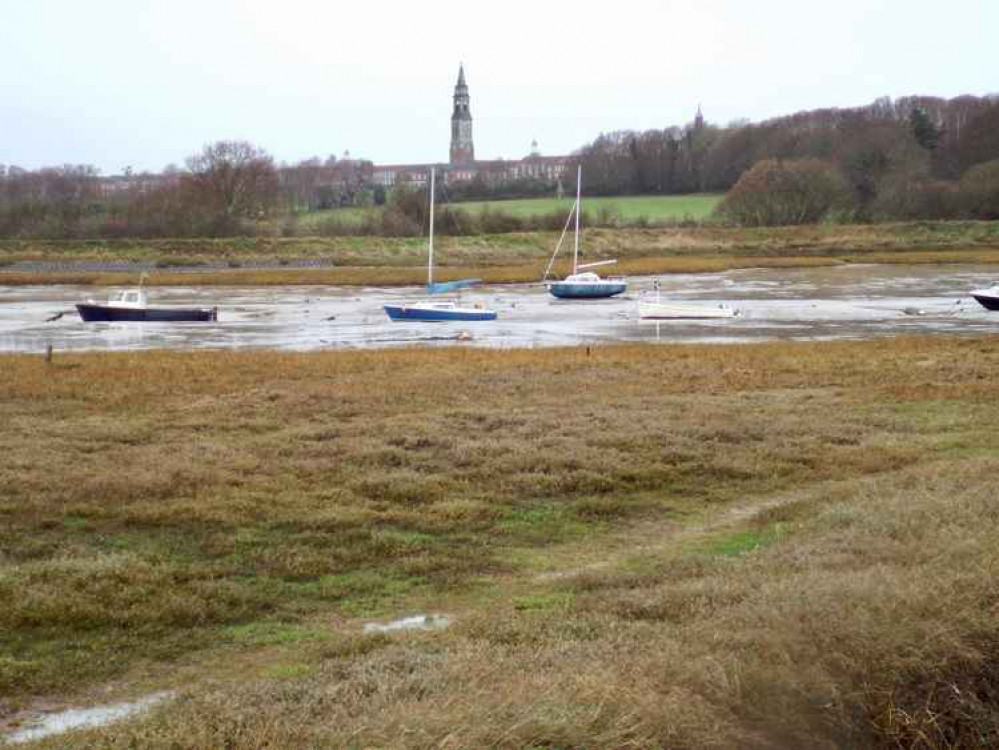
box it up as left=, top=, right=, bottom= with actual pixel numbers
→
left=454, top=193, right=722, bottom=221
left=292, top=193, right=722, bottom=230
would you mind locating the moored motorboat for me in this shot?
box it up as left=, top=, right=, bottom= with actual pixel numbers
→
left=76, top=287, right=218, bottom=322
left=970, top=285, right=999, bottom=311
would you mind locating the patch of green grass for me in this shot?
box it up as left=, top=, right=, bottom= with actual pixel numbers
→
left=703, top=525, right=786, bottom=557
left=498, top=504, right=595, bottom=545
left=263, top=662, right=316, bottom=680
left=224, top=622, right=330, bottom=647
left=513, top=592, right=575, bottom=612
left=317, top=569, right=428, bottom=616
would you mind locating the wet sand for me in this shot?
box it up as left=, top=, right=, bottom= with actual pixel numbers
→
left=1, top=264, right=996, bottom=354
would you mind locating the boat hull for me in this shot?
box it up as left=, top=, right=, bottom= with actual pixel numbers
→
left=971, top=293, right=999, bottom=311
left=383, top=305, right=497, bottom=322
left=76, top=304, right=218, bottom=322
left=547, top=281, right=627, bottom=299
left=638, top=301, right=738, bottom=319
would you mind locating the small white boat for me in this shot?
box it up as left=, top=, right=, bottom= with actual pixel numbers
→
left=638, top=300, right=739, bottom=319
left=637, top=279, right=739, bottom=319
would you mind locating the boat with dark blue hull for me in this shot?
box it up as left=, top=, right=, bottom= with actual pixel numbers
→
left=971, top=285, right=999, bottom=311
left=543, top=166, right=627, bottom=300
left=383, top=168, right=497, bottom=323
left=76, top=288, right=218, bottom=322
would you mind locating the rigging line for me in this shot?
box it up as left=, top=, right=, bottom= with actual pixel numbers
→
left=542, top=198, right=577, bottom=282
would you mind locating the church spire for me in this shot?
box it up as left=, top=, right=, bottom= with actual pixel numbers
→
left=450, top=64, right=474, bottom=166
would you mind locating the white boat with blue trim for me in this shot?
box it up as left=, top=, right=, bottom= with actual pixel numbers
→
left=543, top=167, right=627, bottom=300
left=383, top=168, right=497, bottom=322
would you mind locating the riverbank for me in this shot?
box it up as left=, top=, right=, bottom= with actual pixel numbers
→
left=4, top=264, right=998, bottom=355
left=2, top=337, right=998, bottom=747
left=2, top=221, right=999, bottom=286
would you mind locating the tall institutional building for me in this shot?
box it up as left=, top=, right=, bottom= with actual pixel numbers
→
left=449, top=65, right=475, bottom=166
left=371, top=66, right=568, bottom=189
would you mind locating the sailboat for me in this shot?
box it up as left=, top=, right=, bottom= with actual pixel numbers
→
left=383, top=168, right=497, bottom=322
left=544, top=166, right=627, bottom=299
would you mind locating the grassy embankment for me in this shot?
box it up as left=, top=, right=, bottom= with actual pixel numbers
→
left=2, top=220, right=999, bottom=286
left=291, top=193, right=723, bottom=231
left=2, top=338, right=999, bottom=747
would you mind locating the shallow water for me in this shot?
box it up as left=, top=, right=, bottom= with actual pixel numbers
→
left=362, top=614, right=452, bottom=634
left=4, top=692, right=172, bottom=744
left=1, top=264, right=996, bottom=354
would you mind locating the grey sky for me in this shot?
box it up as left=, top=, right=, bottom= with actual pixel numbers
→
left=2, top=0, right=996, bottom=175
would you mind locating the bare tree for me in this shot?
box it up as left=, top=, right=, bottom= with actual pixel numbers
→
left=185, top=140, right=278, bottom=223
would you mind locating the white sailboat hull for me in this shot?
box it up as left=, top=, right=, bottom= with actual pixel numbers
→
left=638, top=300, right=739, bottom=319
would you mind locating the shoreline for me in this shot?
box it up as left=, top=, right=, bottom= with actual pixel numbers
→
left=3, top=248, right=999, bottom=286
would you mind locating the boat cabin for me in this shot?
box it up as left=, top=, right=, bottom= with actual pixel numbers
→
left=108, top=289, right=148, bottom=308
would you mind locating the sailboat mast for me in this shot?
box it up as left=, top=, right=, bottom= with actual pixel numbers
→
left=573, top=165, right=581, bottom=275
left=428, top=168, right=435, bottom=286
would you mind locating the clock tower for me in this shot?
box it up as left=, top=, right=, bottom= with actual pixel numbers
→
left=449, top=65, right=474, bottom=166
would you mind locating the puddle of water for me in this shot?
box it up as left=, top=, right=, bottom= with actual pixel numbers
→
left=362, top=614, right=452, bottom=634
left=4, top=692, right=173, bottom=745
left=0, top=264, right=997, bottom=354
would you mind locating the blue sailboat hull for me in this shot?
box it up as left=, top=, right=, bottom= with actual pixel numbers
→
left=383, top=305, right=498, bottom=322
left=547, top=281, right=627, bottom=299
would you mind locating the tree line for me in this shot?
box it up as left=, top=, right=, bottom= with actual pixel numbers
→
left=2, top=93, right=998, bottom=238
left=576, top=94, right=999, bottom=223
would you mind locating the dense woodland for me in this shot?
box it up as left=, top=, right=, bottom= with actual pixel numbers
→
left=577, top=94, right=999, bottom=225
left=1, top=94, right=998, bottom=238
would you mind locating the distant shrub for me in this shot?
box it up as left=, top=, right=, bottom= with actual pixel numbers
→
left=958, top=159, right=999, bottom=220
left=871, top=177, right=961, bottom=221
left=477, top=207, right=524, bottom=234
left=716, top=158, right=854, bottom=226
left=279, top=213, right=300, bottom=238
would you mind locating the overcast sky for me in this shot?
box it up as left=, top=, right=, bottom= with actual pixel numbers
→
left=1, top=0, right=996, bottom=175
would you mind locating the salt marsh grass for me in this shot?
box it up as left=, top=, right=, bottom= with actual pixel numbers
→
left=2, top=338, right=999, bottom=747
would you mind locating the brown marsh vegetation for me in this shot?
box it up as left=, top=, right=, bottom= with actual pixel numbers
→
left=1, top=220, right=999, bottom=286
left=2, top=338, right=999, bottom=747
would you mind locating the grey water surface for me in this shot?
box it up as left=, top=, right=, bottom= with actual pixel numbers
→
left=1, top=264, right=996, bottom=354
left=4, top=692, right=173, bottom=744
